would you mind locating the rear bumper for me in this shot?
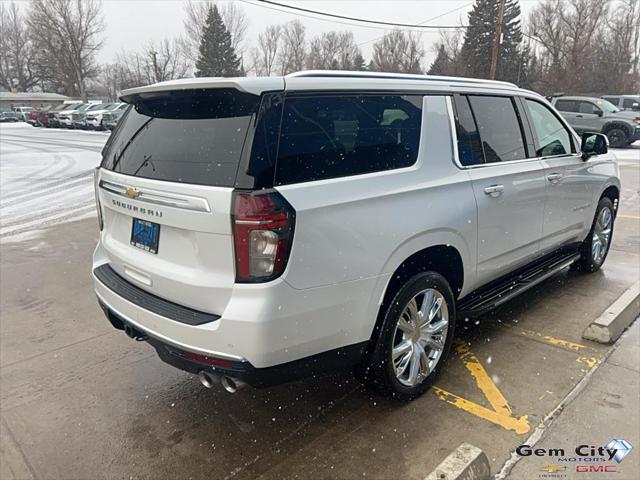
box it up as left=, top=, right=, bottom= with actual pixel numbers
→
left=93, top=251, right=382, bottom=370
left=97, top=298, right=365, bottom=387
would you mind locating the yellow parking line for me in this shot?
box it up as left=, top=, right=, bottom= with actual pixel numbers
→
left=434, top=340, right=530, bottom=435
left=455, top=341, right=513, bottom=416
left=520, top=330, right=600, bottom=370
left=520, top=329, right=595, bottom=353
left=617, top=214, right=640, bottom=220
left=433, top=387, right=530, bottom=435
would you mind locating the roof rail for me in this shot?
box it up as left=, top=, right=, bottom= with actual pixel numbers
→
left=286, top=70, right=518, bottom=88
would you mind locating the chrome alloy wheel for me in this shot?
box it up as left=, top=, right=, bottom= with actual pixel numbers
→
left=592, top=207, right=613, bottom=264
left=391, top=289, right=449, bottom=387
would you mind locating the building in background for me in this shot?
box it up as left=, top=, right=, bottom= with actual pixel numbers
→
left=0, top=92, right=70, bottom=109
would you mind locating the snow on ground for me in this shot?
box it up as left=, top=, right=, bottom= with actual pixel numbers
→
left=0, top=122, right=109, bottom=242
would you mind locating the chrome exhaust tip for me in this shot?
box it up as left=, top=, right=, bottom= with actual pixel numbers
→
left=198, top=371, right=218, bottom=389
left=220, top=375, right=246, bottom=393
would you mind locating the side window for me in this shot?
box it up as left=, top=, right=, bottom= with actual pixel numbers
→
left=603, top=97, right=619, bottom=106
left=275, top=94, right=422, bottom=185
left=453, top=95, right=484, bottom=166
left=578, top=101, right=600, bottom=115
left=467, top=96, right=527, bottom=163
left=525, top=99, right=573, bottom=157
left=555, top=100, right=577, bottom=112
left=623, top=98, right=638, bottom=109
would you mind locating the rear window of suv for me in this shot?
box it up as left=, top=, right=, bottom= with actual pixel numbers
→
left=101, top=89, right=260, bottom=187
left=274, top=94, right=423, bottom=185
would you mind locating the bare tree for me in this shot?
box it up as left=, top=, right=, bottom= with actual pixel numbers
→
left=528, top=0, right=568, bottom=91
left=28, top=0, right=104, bottom=101
left=112, top=37, right=190, bottom=90
left=183, top=0, right=248, bottom=62
left=370, top=31, right=424, bottom=74
left=277, top=20, right=306, bottom=75
left=306, top=31, right=364, bottom=70
left=0, top=2, right=41, bottom=91
left=251, top=25, right=281, bottom=76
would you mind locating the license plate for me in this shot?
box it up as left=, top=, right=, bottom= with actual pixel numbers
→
left=131, top=218, right=160, bottom=254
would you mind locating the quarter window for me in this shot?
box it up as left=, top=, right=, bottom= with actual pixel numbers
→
left=525, top=99, right=573, bottom=157
left=275, top=95, right=422, bottom=185
left=467, top=96, right=527, bottom=163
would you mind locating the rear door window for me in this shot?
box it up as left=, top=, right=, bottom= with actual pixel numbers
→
left=453, top=95, right=484, bottom=166
left=467, top=96, right=527, bottom=163
left=275, top=94, right=423, bottom=185
left=555, top=100, right=577, bottom=112
left=101, top=89, right=260, bottom=187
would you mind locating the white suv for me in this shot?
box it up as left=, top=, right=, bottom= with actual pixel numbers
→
left=93, top=72, right=620, bottom=400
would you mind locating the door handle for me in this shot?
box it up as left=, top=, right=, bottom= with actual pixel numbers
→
left=576, top=114, right=583, bottom=118
left=547, top=172, right=563, bottom=183
left=483, top=184, right=504, bottom=197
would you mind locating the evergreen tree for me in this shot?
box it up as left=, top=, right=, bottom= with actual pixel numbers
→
left=353, top=52, right=367, bottom=71
left=458, top=0, right=527, bottom=84
left=428, top=44, right=450, bottom=75
left=195, top=5, right=241, bottom=77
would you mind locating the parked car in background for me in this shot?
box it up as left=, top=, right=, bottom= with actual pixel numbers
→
left=551, top=96, right=640, bottom=147
left=86, top=103, right=125, bottom=130
left=0, top=109, right=18, bottom=122
left=93, top=72, right=620, bottom=400
left=47, top=102, right=81, bottom=127
left=601, top=95, right=640, bottom=112
left=71, top=103, right=105, bottom=129
left=13, top=106, right=34, bottom=121
left=58, top=103, right=88, bottom=128
left=103, top=106, right=128, bottom=130
left=26, top=107, right=44, bottom=126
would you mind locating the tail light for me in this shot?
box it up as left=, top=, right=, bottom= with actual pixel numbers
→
left=232, top=190, right=295, bottom=283
left=94, top=167, right=103, bottom=231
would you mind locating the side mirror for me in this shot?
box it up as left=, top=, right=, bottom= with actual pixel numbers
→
left=596, top=109, right=603, bottom=117
left=581, top=132, right=608, bottom=160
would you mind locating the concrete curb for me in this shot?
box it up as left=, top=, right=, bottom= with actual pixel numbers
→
left=582, top=280, right=640, bottom=343
left=424, top=443, right=490, bottom=480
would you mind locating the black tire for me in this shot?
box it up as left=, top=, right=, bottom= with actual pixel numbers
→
left=573, top=197, right=615, bottom=273
left=606, top=128, right=628, bottom=148
left=358, top=272, right=456, bottom=401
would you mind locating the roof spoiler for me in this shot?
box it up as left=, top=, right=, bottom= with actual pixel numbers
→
left=119, top=77, right=284, bottom=103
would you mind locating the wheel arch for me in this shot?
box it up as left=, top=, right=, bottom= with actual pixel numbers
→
left=603, top=121, right=632, bottom=138
left=601, top=184, right=620, bottom=215
left=363, top=243, right=466, bottom=353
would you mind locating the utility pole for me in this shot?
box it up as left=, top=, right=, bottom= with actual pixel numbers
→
left=489, top=0, right=506, bottom=80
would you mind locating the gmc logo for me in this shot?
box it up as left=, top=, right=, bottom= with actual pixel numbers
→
left=576, top=465, right=616, bottom=473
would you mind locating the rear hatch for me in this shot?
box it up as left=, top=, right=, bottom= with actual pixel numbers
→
left=96, top=88, right=262, bottom=314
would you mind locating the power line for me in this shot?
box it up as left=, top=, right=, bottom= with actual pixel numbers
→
left=356, top=2, right=474, bottom=47
left=249, top=0, right=470, bottom=30
left=241, top=0, right=545, bottom=47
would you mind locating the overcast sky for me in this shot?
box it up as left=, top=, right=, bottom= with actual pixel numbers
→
left=100, top=0, right=540, bottom=68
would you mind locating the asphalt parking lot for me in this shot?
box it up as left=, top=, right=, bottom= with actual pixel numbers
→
left=1, top=124, right=639, bottom=479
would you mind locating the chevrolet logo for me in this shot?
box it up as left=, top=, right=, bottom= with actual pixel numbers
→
left=126, top=187, right=140, bottom=198
left=541, top=465, right=566, bottom=473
